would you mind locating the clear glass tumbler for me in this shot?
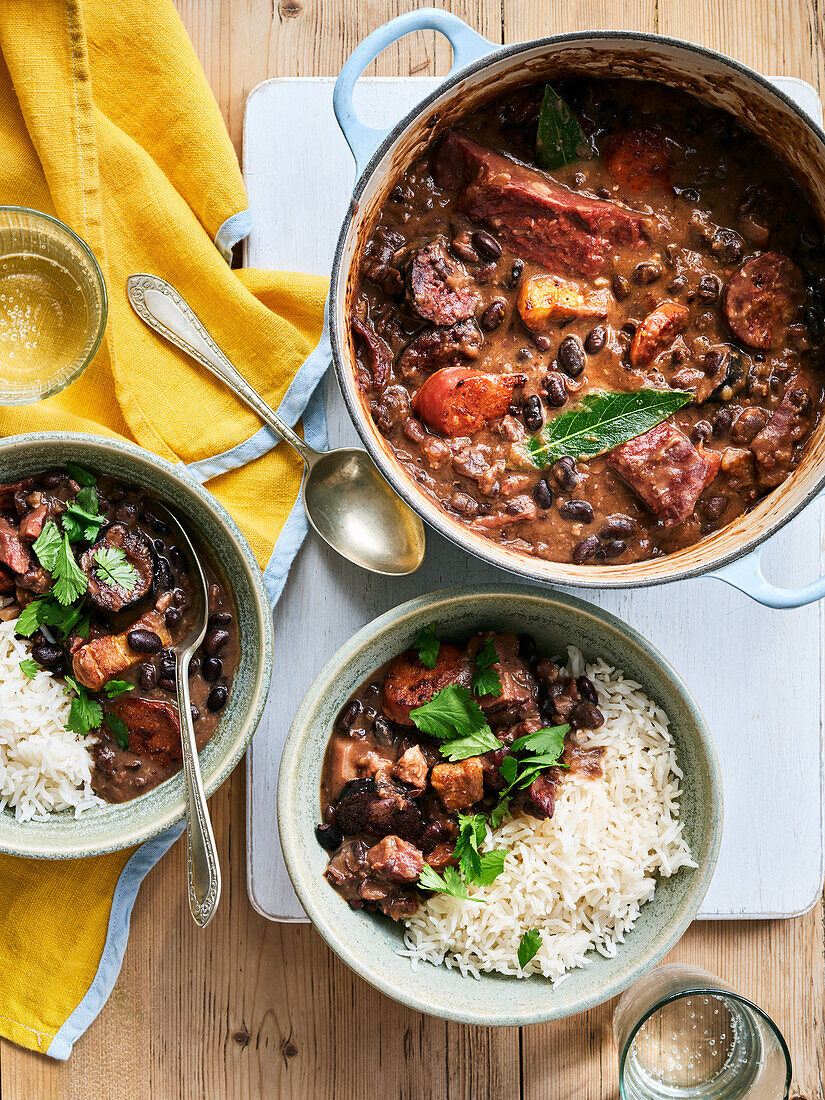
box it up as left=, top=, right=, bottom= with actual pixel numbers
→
left=614, top=964, right=792, bottom=1100
left=0, top=206, right=107, bottom=404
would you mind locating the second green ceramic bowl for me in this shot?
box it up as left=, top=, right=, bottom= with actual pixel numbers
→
left=279, top=585, right=723, bottom=1026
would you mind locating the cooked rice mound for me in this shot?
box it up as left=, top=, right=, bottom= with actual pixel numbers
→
left=0, top=619, right=103, bottom=822
left=400, top=646, right=695, bottom=980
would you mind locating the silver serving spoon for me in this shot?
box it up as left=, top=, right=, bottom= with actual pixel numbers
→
left=127, top=274, right=425, bottom=575
left=154, top=502, right=221, bottom=929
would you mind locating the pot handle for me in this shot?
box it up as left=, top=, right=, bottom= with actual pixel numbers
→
left=333, top=8, right=495, bottom=177
left=709, top=537, right=825, bottom=608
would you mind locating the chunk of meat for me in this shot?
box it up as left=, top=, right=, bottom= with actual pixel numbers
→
left=413, top=367, right=527, bottom=437
left=80, top=524, right=155, bottom=613
left=517, top=274, right=610, bottom=330
left=471, top=495, right=538, bottom=529
left=16, top=565, right=51, bottom=594
left=397, top=318, right=482, bottom=381
left=719, top=446, right=756, bottom=490
left=113, top=698, right=181, bottom=765
left=0, top=518, right=31, bottom=575
left=351, top=315, right=391, bottom=394
left=392, top=744, right=429, bottom=790
left=324, top=839, right=370, bottom=900
left=366, top=836, right=424, bottom=883
left=750, top=370, right=816, bottom=486
left=467, top=632, right=536, bottom=712
left=433, top=130, right=649, bottom=277
left=722, top=252, right=805, bottom=349
left=630, top=302, right=691, bottom=368
left=424, top=842, right=457, bottom=871
left=407, top=240, right=479, bottom=325
left=606, top=420, right=721, bottom=526
left=334, top=777, right=423, bottom=841
left=604, top=128, right=671, bottom=192
left=515, top=772, right=558, bottom=820
left=430, top=757, right=484, bottom=811
left=0, top=566, right=15, bottom=594
left=0, top=479, right=34, bottom=510
left=382, top=643, right=472, bottom=726
left=72, top=609, right=172, bottom=690
left=18, top=503, right=48, bottom=542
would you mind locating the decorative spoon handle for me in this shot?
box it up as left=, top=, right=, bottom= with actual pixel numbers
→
left=126, top=273, right=316, bottom=466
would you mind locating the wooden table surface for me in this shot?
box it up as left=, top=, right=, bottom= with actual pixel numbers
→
left=2, top=2, right=823, bottom=1097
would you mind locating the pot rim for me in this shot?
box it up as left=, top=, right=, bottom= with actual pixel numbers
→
left=330, top=28, right=825, bottom=590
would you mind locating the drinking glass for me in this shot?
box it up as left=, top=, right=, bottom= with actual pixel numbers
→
left=0, top=206, right=107, bottom=404
left=614, top=964, right=792, bottom=1100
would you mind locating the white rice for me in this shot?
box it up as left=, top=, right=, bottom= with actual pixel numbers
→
left=0, top=618, right=103, bottom=822
left=400, top=646, right=695, bottom=980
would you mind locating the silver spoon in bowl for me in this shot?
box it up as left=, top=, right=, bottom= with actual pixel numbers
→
left=153, top=502, right=221, bottom=928
left=127, top=275, right=425, bottom=576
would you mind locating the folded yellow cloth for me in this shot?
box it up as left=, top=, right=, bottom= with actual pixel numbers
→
left=0, top=0, right=326, bottom=1056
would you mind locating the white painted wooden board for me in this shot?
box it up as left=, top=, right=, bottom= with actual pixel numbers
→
left=243, top=77, right=825, bottom=922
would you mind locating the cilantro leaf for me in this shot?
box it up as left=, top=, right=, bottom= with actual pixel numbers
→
left=62, top=487, right=104, bottom=543
left=475, top=849, right=507, bottom=886
left=52, top=534, right=88, bottom=606
left=410, top=684, right=489, bottom=741
left=15, top=599, right=48, bottom=638
left=489, top=796, right=511, bottom=830
left=19, top=659, right=39, bottom=680
left=418, top=864, right=485, bottom=903
left=454, top=814, right=507, bottom=886
left=518, top=928, right=542, bottom=968
left=105, top=711, right=130, bottom=750
left=66, top=462, right=97, bottom=487
left=93, top=546, right=137, bottom=592
left=14, top=598, right=85, bottom=639
left=471, top=636, right=503, bottom=697
left=413, top=622, right=440, bottom=669
left=32, top=520, right=62, bottom=571
left=437, top=727, right=502, bottom=762
left=511, top=724, right=569, bottom=757
left=103, top=679, right=133, bottom=698
left=64, top=676, right=103, bottom=738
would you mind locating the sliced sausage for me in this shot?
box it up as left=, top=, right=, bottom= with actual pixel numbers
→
left=604, top=129, right=671, bottom=192
left=722, top=252, right=805, bottom=349
left=382, top=643, right=472, bottom=726
left=396, top=318, right=482, bottom=381
left=630, top=301, right=691, bottom=368
left=350, top=315, right=391, bottom=394
left=412, top=366, right=527, bottom=437
left=750, top=370, right=817, bottom=485
left=80, top=524, right=155, bottom=613
left=407, top=240, right=479, bottom=325
left=606, top=420, right=721, bottom=527
left=112, top=698, right=181, bottom=765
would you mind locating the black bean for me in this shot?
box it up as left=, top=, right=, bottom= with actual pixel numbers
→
left=139, top=662, right=157, bottom=691
left=373, top=717, right=395, bottom=746
left=128, top=628, right=163, bottom=654
left=471, top=230, right=502, bottom=260
left=702, top=495, right=729, bottom=521
left=599, top=514, right=636, bottom=540
left=144, top=510, right=170, bottom=535
left=712, top=407, right=735, bottom=438
left=207, top=684, right=228, bottom=712
left=558, top=336, right=586, bottom=377
left=534, top=334, right=551, bottom=352
left=165, top=608, right=182, bottom=629
left=559, top=499, right=594, bottom=523
left=153, top=539, right=165, bottom=553
left=202, top=656, right=223, bottom=682
left=208, top=611, right=232, bottom=629
left=418, top=821, right=444, bottom=853
left=172, top=588, right=187, bottom=608
left=602, top=539, right=627, bottom=559
left=517, top=347, right=533, bottom=361
left=158, top=676, right=177, bottom=693
left=576, top=675, right=599, bottom=705
left=190, top=655, right=201, bottom=674
left=543, top=372, right=568, bottom=408
left=532, top=479, right=554, bottom=509
left=805, top=306, right=824, bottom=342
left=323, top=803, right=337, bottom=826
left=191, top=705, right=201, bottom=723
left=42, top=471, right=63, bottom=488
left=204, top=628, right=230, bottom=655
left=584, top=326, right=606, bottom=354
left=475, top=262, right=496, bottom=284
left=480, top=299, right=506, bottom=332
left=633, top=261, right=662, bottom=285
left=552, top=457, right=579, bottom=492
left=611, top=274, right=631, bottom=301
left=315, top=823, right=343, bottom=852
left=506, top=258, right=524, bottom=287
left=691, top=420, right=713, bottom=445
left=169, top=546, right=188, bottom=574
left=159, top=654, right=176, bottom=679
left=156, top=556, right=174, bottom=590
left=698, top=274, right=720, bottom=302
left=711, top=228, right=743, bottom=264
left=517, top=634, right=536, bottom=660
left=522, top=394, right=544, bottom=432
left=31, top=642, right=64, bottom=667
left=336, top=698, right=362, bottom=732
left=571, top=701, right=605, bottom=729
left=572, top=535, right=600, bottom=564
left=449, top=491, right=479, bottom=517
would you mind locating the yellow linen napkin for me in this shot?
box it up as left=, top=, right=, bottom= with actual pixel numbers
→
left=0, top=0, right=327, bottom=1056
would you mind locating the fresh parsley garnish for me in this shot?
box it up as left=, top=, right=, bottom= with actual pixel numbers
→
left=32, top=520, right=62, bottom=571
left=19, top=659, right=39, bottom=680
left=51, top=533, right=89, bottom=605
left=93, top=546, right=137, bottom=592
left=62, top=487, right=104, bottom=543
left=105, top=711, right=130, bottom=750
left=410, top=684, right=502, bottom=762
left=471, top=636, right=503, bottom=697
left=413, top=622, right=440, bottom=669
left=454, top=813, right=507, bottom=886
left=518, top=928, right=542, bottom=968
left=103, top=679, right=133, bottom=699
left=66, top=462, right=97, bottom=487
left=64, top=676, right=103, bottom=738
left=418, top=863, right=485, bottom=904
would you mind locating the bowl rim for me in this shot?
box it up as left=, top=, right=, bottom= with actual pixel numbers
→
left=329, top=29, right=825, bottom=591
left=278, top=583, right=723, bottom=1025
left=0, top=431, right=274, bottom=858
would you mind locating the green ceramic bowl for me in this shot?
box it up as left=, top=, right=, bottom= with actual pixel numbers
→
left=0, top=433, right=273, bottom=859
left=278, top=584, right=723, bottom=1026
